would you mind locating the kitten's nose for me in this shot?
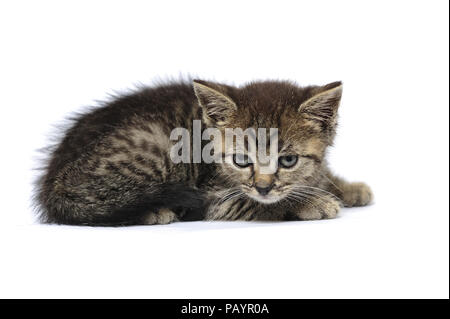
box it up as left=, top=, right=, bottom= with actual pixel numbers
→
left=254, top=173, right=274, bottom=196
left=255, top=184, right=273, bottom=196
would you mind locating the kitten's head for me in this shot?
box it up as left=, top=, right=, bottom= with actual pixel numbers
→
left=193, top=80, right=343, bottom=204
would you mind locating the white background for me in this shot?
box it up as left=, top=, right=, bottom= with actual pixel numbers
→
left=0, top=0, right=448, bottom=298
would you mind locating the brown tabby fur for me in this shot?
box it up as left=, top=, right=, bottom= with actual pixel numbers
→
left=35, top=79, right=373, bottom=226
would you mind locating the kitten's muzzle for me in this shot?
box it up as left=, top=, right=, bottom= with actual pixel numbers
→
left=255, top=183, right=274, bottom=196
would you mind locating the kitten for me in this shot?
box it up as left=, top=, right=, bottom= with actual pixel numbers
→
left=35, top=79, right=373, bottom=226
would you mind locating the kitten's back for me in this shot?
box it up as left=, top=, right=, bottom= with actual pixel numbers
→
left=35, top=81, right=204, bottom=225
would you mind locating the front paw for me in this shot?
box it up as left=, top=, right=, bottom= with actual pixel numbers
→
left=296, top=197, right=341, bottom=220
left=342, top=182, right=373, bottom=207
left=143, top=208, right=178, bottom=225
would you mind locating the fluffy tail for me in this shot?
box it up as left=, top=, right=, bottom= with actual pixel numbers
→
left=38, top=183, right=206, bottom=226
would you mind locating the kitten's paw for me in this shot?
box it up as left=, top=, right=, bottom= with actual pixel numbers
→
left=342, top=182, right=373, bottom=207
left=144, top=208, right=178, bottom=225
left=297, top=197, right=341, bottom=220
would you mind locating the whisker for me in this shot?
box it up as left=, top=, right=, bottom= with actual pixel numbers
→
left=319, top=172, right=344, bottom=194
left=293, top=185, right=341, bottom=201
left=286, top=193, right=317, bottom=209
left=289, top=191, right=328, bottom=206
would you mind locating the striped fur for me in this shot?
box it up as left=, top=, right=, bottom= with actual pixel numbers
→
left=35, top=79, right=372, bottom=225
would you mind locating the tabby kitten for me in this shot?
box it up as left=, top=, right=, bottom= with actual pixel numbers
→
left=35, top=79, right=373, bottom=226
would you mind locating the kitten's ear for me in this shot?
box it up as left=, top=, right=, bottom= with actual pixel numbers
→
left=298, top=81, right=343, bottom=128
left=193, top=80, right=237, bottom=127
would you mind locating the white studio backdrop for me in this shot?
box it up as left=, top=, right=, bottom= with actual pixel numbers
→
left=0, top=0, right=448, bottom=298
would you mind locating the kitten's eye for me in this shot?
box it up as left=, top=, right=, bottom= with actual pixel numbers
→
left=233, top=154, right=251, bottom=168
left=279, top=155, right=298, bottom=168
